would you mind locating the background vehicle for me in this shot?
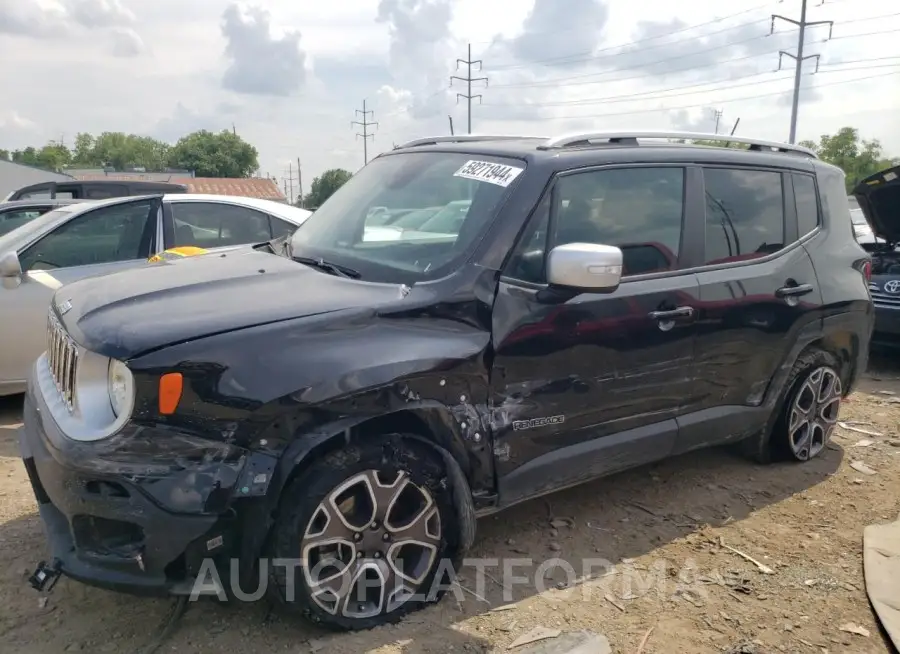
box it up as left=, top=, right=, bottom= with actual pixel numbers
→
left=4, top=179, right=188, bottom=201
left=853, top=164, right=900, bottom=346
left=20, top=131, right=872, bottom=632
left=0, top=193, right=311, bottom=395
left=0, top=199, right=89, bottom=236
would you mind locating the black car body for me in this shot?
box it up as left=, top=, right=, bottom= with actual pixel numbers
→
left=853, top=164, right=900, bottom=346
left=6, top=179, right=188, bottom=202
left=19, top=131, right=873, bottom=629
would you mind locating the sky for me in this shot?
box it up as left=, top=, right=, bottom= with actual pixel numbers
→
left=0, top=0, right=898, bottom=201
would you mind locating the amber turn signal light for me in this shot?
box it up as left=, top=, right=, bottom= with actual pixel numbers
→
left=159, top=372, right=183, bottom=415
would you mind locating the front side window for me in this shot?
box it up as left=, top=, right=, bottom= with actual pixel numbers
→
left=19, top=200, right=155, bottom=271
left=505, top=166, right=685, bottom=282
left=290, top=152, right=525, bottom=284
left=169, top=202, right=273, bottom=248
left=703, top=168, right=785, bottom=265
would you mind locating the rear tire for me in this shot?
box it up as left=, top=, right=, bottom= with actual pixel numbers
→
left=266, top=435, right=460, bottom=631
left=741, top=348, right=844, bottom=464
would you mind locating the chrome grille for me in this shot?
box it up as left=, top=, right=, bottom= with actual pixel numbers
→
left=46, top=310, right=78, bottom=411
left=870, top=283, right=900, bottom=309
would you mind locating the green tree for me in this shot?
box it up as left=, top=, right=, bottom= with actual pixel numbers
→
left=799, top=127, right=900, bottom=192
left=303, top=168, right=352, bottom=209
left=168, top=130, right=259, bottom=177
left=0, top=149, right=9, bottom=161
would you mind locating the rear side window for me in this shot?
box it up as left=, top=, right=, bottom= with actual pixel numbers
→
left=793, top=174, right=820, bottom=237
left=702, top=168, right=785, bottom=265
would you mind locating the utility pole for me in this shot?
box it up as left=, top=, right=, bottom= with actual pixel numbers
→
left=449, top=115, right=454, bottom=135
left=352, top=99, right=378, bottom=165
left=297, top=158, right=304, bottom=208
left=712, top=109, right=723, bottom=134
left=772, top=0, right=834, bottom=143
left=451, top=43, right=488, bottom=134
left=283, top=163, right=298, bottom=204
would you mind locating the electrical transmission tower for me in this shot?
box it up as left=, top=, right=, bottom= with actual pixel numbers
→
left=283, top=161, right=297, bottom=204
left=352, top=99, right=378, bottom=165
left=451, top=43, right=488, bottom=134
left=712, top=109, right=724, bottom=133
left=772, top=0, right=834, bottom=144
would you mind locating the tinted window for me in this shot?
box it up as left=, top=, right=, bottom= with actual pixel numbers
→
left=0, top=208, right=47, bottom=236
left=18, top=190, right=51, bottom=200
left=506, top=194, right=551, bottom=283
left=555, top=167, right=684, bottom=276
left=270, top=217, right=296, bottom=239
left=793, top=174, right=820, bottom=237
left=703, top=168, right=784, bottom=265
left=170, top=202, right=272, bottom=248
left=19, top=200, right=154, bottom=271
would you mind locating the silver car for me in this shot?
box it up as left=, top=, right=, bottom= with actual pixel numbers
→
left=0, top=193, right=311, bottom=396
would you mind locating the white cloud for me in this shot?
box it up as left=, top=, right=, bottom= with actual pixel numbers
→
left=0, top=0, right=897, bottom=183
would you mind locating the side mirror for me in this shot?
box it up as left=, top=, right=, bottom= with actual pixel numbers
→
left=0, top=250, right=21, bottom=278
left=546, top=242, right=622, bottom=293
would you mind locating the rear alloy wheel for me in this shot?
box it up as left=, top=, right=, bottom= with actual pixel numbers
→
left=268, top=438, right=458, bottom=630
left=787, top=365, right=842, bottom=461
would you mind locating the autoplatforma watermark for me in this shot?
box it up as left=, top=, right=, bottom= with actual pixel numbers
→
left=188, top=555, right=711, bottom=606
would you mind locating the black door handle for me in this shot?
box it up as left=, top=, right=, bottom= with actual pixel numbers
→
left=775, top=283, right=813, bottom=298
left=648, top=306, right=694, bottom=320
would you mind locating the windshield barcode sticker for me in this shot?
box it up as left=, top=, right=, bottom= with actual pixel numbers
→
left=454, top=160, right=524, bottom=187
left=885, top=171, right=897, bottom=182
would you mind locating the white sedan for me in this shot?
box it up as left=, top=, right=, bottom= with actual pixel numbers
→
left=0, top=193, right=311, bottom=396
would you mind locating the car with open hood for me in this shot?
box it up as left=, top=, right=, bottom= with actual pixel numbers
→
left=852, top=164, right=900, bottom=346
left=19, top=130, right=873, bottom=631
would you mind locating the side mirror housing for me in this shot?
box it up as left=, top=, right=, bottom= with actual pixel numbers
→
left=546, top=242, right=622, bottom=293
left=0, top=250, right=22, bottom=278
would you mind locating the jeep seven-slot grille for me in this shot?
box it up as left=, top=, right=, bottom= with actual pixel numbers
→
left=47, top=310, right=78, bottom=411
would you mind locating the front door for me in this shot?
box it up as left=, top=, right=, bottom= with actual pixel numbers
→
left=0, top=198, right=160, bottom=392
left=676, top=166, right=825, bottom=453
left=491, top=164, right=700, bottom=506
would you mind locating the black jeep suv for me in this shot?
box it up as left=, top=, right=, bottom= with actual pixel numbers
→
left=19, top=131, right=873, bottom=630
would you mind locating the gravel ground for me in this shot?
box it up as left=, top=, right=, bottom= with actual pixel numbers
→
left=1, top=353, right=899, bottom=653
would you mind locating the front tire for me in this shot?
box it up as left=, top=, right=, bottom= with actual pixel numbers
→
left=267, top=436, right=460, bottom=631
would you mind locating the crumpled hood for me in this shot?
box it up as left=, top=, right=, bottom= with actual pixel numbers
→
left=54, top=247, right=408, bottom=359
left=853, top=165, right=900, bottom=243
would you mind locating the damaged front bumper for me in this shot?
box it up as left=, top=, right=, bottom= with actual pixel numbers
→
left=19, top=371, right=274, bottom=597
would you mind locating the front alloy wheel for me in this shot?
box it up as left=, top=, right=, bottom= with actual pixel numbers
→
left=268, top=438, right=458, bottom=630
left=301, top=469, right=442, bottom=619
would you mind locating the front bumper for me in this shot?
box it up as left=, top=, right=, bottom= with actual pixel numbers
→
left=19, top=373, right=243, bottom=597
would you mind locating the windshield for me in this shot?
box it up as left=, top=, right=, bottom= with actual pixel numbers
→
left=289, top=152, right=525, bottom=284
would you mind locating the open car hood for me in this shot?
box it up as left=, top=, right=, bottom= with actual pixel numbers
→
left=853, top=164, right=900, bottom=244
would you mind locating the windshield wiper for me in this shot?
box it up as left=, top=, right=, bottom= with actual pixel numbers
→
left=293, top=256, right=361, bottom=279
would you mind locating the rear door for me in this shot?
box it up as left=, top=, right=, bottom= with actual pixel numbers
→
left=677, top=165, right=824, bottom=453
left=0, top=198, right=161, bottom=390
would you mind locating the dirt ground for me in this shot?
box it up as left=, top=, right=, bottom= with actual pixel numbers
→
left=2, top=355, right=900, bottom=654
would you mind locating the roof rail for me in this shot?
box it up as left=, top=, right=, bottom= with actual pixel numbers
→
left=394, top=134, right=547, bottom=149
left=539, top=130, right=818, bottom=158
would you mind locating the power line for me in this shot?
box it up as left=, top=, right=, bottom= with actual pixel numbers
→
left=772, top=0, right=835, bottom=143
left=486, top=69, right=900, bottom=122
left=351, top=99, right=378, bottom=165
left=483, top=4, right=776, bottom=70
left=483, top=11, right=898, bottom=86
left=450, top=43, right=488, bottom=134
left=480, top=61, right=900, bottom=109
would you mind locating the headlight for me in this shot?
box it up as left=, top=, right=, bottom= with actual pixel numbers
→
left=108, top=359, right=134, bottom=417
